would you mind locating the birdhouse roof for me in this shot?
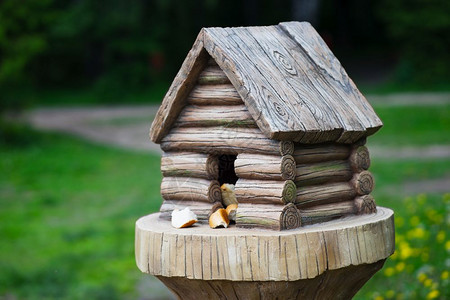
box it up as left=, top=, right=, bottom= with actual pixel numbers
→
left=150, top=21, right=382, bottom=144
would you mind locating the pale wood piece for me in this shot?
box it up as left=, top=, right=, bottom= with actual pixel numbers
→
left=161, top=152, right=219, bottom=180
left=351, top=171, right=375, bottom=195
left=349, top=145, right=371, bottom=172
left=197, top=65, right=231, bottom=84
left=355, top=195, right=377, bottom=214
left=174, top=104, right=256, bottom=128
left=235, top=203, right=301, bottom=230
left=235, top=179, right=297, bottom=204
left=293, top=143, right=350, bottom=164
left=295, top=182, right=356, bottom=207
left=295, top=160, right=352, bottom=186
left=150, top=30, right=209, bottom=143
left=235, top=153, right=296, bottom=181
left=161, top=177, right=222, bottom=203
left=135, top=207, right=395, bottom=281
left=187, top=84, right=243, bottom=106
left=161, top=127, right=285, bottom=155
left=157, top=260, right=386, bottom=300
left=159, top=200, right=220, bottom=221
left=299, top=201, right=356, bottom=225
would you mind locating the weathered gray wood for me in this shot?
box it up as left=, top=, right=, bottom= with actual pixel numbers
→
left=295, top=160, right=352, bottom=186
left=136, top=207, right=395, bottom=280
left=187, top=84, right=243, bottom=106
left=279, top=141, right=295, bottom=156
left=156, top=260, right=386, bottom=300
left=235, top=179, right=297, bottom=205
left=235, top=153, right=296, bottom=181
left=293, top=143, right=351, bottom=164
left=349, top=146, right=371, bottom=172
left=236, top=203, right=301, bottom=230
left=161, top=152, right=219, bottom=180
left=351, top=171, right=374, bottom=195
left=150, top=30, right=209, bottom=143
left=299, top=201, right=356, bottom=225
left=161, top=127, right=285, bottom=155
left=197, top=65, right=230, bottom=84
left=295, top=182, right=356, bottom=207
left=204, top=27, right=334, bottom=143
left=174, top=104, right=256, bottom=128
left=278, top=21, right=383, bottom=141
left=161, top=177, right=222, bottom=203
left=159, top=200, right=220, bottom=221
left=355, top=195, right=377, bottom=215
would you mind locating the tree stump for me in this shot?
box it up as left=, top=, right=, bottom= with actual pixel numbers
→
left=135, top=207, right=394, bottom=299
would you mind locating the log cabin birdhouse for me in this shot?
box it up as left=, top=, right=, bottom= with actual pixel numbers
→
left=150, top=21, right=383, bottom=231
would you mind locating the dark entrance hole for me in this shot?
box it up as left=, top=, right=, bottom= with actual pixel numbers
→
left=218, top=154, right=238, bottom=185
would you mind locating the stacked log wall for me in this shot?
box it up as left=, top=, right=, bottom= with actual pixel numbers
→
left=160, top=60, right=301, bottom=229
left=293, top=140, right=376, bottom=225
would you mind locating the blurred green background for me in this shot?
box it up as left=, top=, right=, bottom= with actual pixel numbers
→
left=1, top=0, right=449, bottom=299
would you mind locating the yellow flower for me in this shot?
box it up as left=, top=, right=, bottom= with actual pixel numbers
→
left=446, top=240, right=450, bottom=251
left=437, top=230, right=445, bottom=243
left=396, top=293, right=404, bottom=300
left=426, top=290, right=440, bottom=299
left=441, top=270, right=449, bottom=280
left=374, top=296, right=385, bottom=300
left=399, top=242, right=413, bottom=259
left=424, top=278, right=433, bottom=287
left=407, top=227, right=426, bottom=239
left=395, top=262, right=405, bottom=272
left=386, top=290, right=395, bottom=298
left=384, top=267, right=395, bottom=277
left=391, top=250, right=398, bottom=260
left=409, top=216, right=420, bottom=227
left=418, top=273, right=427, bottom=283
left=395, top=217, right=405, bottom=228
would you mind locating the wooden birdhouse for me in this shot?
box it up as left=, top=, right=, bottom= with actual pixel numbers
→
left=150, top=21, right=383, bottom=231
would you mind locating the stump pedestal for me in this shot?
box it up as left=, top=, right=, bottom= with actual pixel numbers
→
left=135, top=207, right=394, bottom=299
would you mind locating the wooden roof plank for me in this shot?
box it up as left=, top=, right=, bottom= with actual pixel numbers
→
left=278, top=22, right=383, bottom=139
left=204, top=27, right=313, bottom=142
left=243, top=26, right=345, bottom=143
left=150, top=30, right=210, bottom=143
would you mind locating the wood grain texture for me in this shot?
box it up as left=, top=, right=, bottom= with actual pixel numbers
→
left=159, top=200, right=220, bottom=221
left=349, top=145, right=371, bottom=172
left=351, top=171, right=375, bottom=195
left=235, top=153, right=296, bottom=181
left=299, top=201, right=356, bottom=225
left=135, top=207, right=395, bottom=281
left=202, top=23, right=383, bottom=143
left=278, top=21, right=383, bottom=142
left=355, top=195, right=377, bottom=215
left=150, top=30, right=209, bottom=143
left=174, top=104, right=256, bottom=128
left=156, top=260, right=386, bottom=300
left=236, top=203, right=301, bottom=230
left=295, top=182, right=356, bottom=207
left=293, top=143, right=351, bottom=164
left=161, top=152, right=219, bottom=180
left=235, top=179, right=297, bottom=205
left=295, top=160, right=352, bottom=186
left=187, top=84, right=243, bottom=106
left=161, top=127, right=284, bottom=155
left=161, top=177, right=222, bottom=203
left=197, top=65, right=231, bottom=84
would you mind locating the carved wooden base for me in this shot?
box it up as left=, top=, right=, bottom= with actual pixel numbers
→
left=135, top=207, right=394, bottom=299
left=157, top=260, right=385, bottom=300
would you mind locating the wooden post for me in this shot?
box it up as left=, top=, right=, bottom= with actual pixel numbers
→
left=136, top=207, right=395, bottom=299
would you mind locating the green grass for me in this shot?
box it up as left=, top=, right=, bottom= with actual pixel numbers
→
left=0, top=133, right=162, bottom=299
left=369, top=104, right=450, bottom=146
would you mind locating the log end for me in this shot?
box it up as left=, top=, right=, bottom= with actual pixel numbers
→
left=354, top=195, right=377, bottom=214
